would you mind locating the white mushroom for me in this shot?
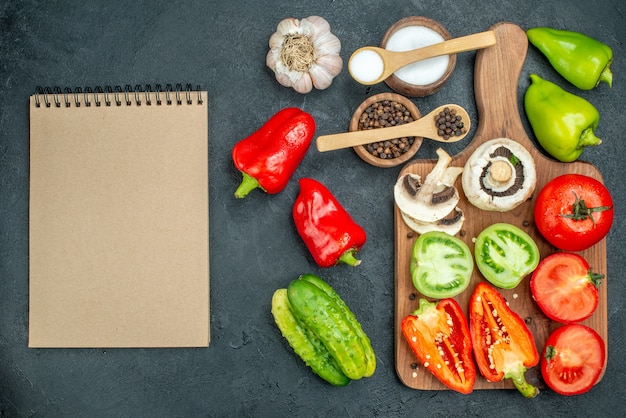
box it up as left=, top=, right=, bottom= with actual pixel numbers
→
left=400, top=206, right=465, bottom=235
left=461, top=138, right=537, bottom=212
left=394, top=148, right=463, bottom=223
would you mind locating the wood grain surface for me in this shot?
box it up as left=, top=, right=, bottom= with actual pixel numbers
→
left=394, top=22, right=608, bottom=391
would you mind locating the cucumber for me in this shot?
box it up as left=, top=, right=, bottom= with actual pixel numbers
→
left=271, top=289, right=351, bottom=386
left=297, top=274, right=376, bottom=377
left=287, top=277, right=367, bottom=380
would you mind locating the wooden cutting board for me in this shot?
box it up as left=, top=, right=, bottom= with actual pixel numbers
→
left=394, top=22, right=608, bottom=391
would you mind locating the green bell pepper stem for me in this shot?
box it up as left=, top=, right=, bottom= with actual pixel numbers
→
left=580, top=127, right=602, bottom=149
left=234, top=171, right=263, bottom=199
left=338, top=249, right=362, bottom=267
left=599, top=65, right=613, bottom=89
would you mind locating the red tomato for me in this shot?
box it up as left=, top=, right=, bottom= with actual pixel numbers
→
left=534, top=174, right=613, bottom=251
left=541, top=324, right=605, bottom=396
left=530, top=253, right=603, bottom=323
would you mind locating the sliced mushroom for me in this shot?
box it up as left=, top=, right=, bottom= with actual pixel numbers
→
left=461, top=137, right=537, bottom=212
left=394, top=148, right=463, bottom=223
left=401, top=206, right=465, bottom=235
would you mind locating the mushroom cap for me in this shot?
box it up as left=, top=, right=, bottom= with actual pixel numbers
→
left=400, top=206, right=465, bottom=235
left=394, top=148, right=463, bottom=223
left=462, top=137, right=537, bottom=212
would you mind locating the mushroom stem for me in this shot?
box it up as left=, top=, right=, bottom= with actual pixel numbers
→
left=489, top=160, right=512, bottom=183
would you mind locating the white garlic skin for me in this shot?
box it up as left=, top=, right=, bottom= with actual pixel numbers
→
left=266, top=16, right=343, bottom=93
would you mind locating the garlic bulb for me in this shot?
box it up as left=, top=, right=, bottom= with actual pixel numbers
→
left=266, top=16, right=343, bottom=94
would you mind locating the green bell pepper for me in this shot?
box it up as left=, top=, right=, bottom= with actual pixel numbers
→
left=524, top=74, right=602, bottom=162
left=527, top=27, right=613, bottom=90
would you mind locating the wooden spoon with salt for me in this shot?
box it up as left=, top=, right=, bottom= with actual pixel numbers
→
left=316, top=104, right=470, bottom=152
left=349, top=31, right=496, bottom=85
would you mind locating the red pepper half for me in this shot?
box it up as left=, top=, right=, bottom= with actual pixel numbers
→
left=293, top=178, right=366, bottom=267
left=469, top=282, right=540, bottom=398
left=401, top=298, right=476, bottom=394
left=232, top=108, right=315, bottom=198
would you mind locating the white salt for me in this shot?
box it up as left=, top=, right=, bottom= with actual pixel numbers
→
left=349, top=49, right=384, bottom=83
left=385, top=26, right=449, bottom=86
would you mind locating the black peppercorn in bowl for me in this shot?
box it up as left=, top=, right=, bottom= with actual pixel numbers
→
left=350, top=92, right=423, bottom=168
left=380, top=16, right=456, bottom=97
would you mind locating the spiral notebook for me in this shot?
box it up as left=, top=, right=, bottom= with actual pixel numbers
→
left=28, top=84, right=210, bottom=348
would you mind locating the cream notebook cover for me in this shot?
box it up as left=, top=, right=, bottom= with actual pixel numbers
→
left=29, top=85, right=209, bottom=348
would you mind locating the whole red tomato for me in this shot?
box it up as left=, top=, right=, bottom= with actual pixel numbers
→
left=534, top=174, right=613, bottom=251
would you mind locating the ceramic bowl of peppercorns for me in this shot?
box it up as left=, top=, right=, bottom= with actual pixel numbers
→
left=350, top=92, right=423, bottom=168
left=380, top=16, right=456, bottom=97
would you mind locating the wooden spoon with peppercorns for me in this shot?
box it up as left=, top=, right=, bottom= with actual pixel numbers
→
left=316, top=104, right=470, bottom=152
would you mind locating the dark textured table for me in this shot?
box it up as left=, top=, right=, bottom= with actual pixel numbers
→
left=2, top=1, right=625, bottom=416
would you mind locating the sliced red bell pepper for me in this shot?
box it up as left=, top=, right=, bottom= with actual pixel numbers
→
left=469, top=282, right=540, bottom=398
left=232, top=107, right=315, bottom=198
left=293, top=178, right=366, bottom=268
left=401, top=298, right=476, bottom=394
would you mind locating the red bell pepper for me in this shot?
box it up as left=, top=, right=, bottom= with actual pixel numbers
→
left=401, top=298, right=476, bottom=394
left=293, top=178, right=366, bottom=268
left=232, top=107, right=315, bottom=198
left=469, top=282, right=540, bottom=398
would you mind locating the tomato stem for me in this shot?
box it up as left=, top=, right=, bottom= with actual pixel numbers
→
left=559, top=191, right=612, bottom=226
left=588, top=268, right=604, bottom=288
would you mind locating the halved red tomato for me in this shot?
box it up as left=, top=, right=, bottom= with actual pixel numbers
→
left=534, top=174, right=613, bottom=252
left=541, top=324, right=605, bottom=396
left=530, top=252, right=603, bottom=323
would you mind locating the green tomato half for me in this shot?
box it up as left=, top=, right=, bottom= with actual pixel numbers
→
left=474, top=223, right=540, bottom=289
left=410, top=231, right=474, bottom=299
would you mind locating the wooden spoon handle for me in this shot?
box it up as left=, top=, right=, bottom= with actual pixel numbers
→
left=317, top=121, right=426, bottom=152
left=389, top=30, right=497, bottom=73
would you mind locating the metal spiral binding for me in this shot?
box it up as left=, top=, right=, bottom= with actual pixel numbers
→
left=34, top=83, right=203, bottom=108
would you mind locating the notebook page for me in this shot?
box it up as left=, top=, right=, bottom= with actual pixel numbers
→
left=29, top=90, right=209, bottom=348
